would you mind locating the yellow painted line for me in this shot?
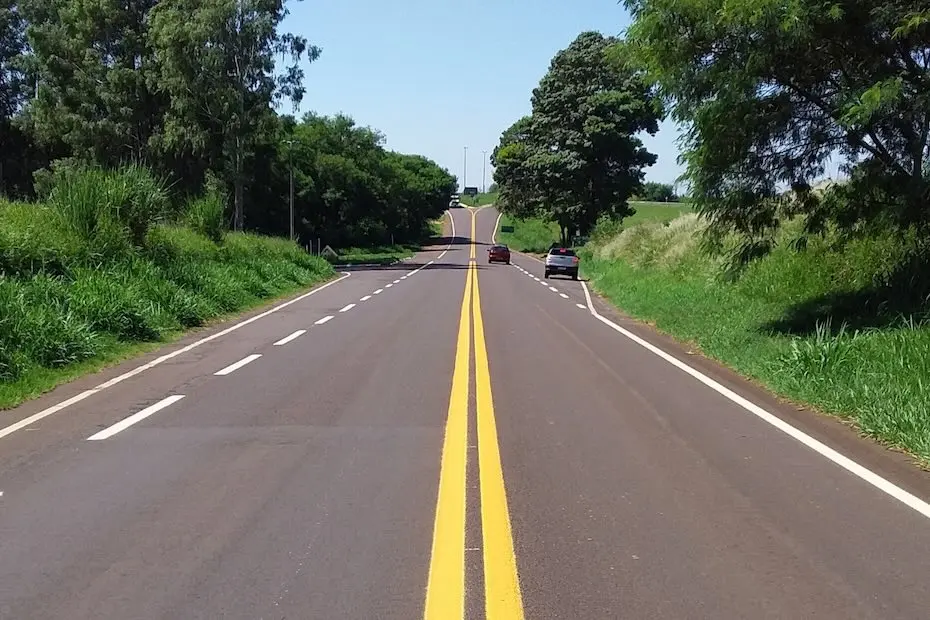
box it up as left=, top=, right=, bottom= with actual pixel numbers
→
left=423, top=242, right=472, bottom=619
left=472, top=250, right=525, bottom=617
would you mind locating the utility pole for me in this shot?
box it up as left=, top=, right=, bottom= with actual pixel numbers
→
left=463, top=146, right=468, bottom=194
left=482, top=150, right=487, bottom=193
left=286, top=139, right=295, bottom=241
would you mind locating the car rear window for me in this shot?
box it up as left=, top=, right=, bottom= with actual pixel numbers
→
left=548, top=247, right=576, bottom=256
left=492, top=245, right=508, bottom=250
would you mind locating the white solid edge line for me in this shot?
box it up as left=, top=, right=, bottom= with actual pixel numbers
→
left=373, top=289, right=383, bottom=294
left=273, top=329, right=306, bottom=346
left=578, top=281, right=930, bottom=520
left=339, top=304, right=356, bottom=313
left=437, top=210, right=457, bottom=260
left=0, top=272, right=353, bottom=443
left=214, top=354, right=262, bottom=376
left=360, top=295, right=372, bottom=302
left=87, top=395, right=186, bottom=441
left=491, top=210, right=503, bottom=244
left=315, top=315, right=334, bottom=325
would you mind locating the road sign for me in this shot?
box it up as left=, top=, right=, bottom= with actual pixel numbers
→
left=464, top=186, right=478, bottom=197
left=501, top=225, right=514, bottom=233
left=320, top=245, right=338, bottom=259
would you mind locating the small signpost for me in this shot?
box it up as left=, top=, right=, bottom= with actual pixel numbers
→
left=501, top=225, right=514, bottom=233
left=320, top=245, right=338, bottom=260
left=464, top=186, right=479, bottom=197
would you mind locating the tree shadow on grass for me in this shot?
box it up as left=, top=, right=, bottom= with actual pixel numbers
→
left=761, top=252, right=930, bottom=336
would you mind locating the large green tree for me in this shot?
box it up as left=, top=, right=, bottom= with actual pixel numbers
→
left=147, top=0, right=317, bottom=230
left=493, top=32, right=662, bottom=244
left=625, top=0, right=930, bottom=260
left=22, top=0, right=163, bottom=165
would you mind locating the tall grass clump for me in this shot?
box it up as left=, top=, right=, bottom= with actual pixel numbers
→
left=582, top=212, right=930, bottom=462
left=0, top=165, right=334, bottom=409
left=183, top=172, right=227, bottom=243
left=49, top=164, right=169, bottom=255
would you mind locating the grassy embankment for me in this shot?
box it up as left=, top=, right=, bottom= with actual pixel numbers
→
left=496, top=204, right=930, bottom=463
left=497, top=201, right=692, bottom=253
left=0, top=166, right=334, bottom=410
left=330, top=218, right=446, bottom=264
left=460, top=191, right=499, bottom=207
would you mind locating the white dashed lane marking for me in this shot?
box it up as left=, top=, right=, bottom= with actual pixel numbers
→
left=215, top=354, right=262, bottom=376
left=374, top=289, right=383, bottom=295
left=339, top=304, right=355, bottom=313
left=273, top=330, right=306, bottom=346
left=315, top=315, right=334, bottom=325
left=360, top=295, right=372, bottom=302
left=87, top=395, right=186, bottom=441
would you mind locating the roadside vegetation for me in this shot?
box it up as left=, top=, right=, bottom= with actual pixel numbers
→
left=0, top=0, right=457, bottom=408
left=493, top=14, right=930, bottom=462
left=460, top=191, right=499, bottom=207
left=0, top=166, right=333, bottom=409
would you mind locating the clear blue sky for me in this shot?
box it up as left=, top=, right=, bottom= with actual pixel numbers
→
left=282, top=0, right=685, bottom=192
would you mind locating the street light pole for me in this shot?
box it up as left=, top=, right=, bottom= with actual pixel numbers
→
left=463, top=146, right=469, bottom=195
left=482, top=150, right=487, bottom=193
left=286, top=139, right=295, bottom=241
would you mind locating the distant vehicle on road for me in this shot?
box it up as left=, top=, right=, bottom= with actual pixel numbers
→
left=488, top=244, right=511, bottom=264
left=449, top=194, right=461, bottom=207
left=544, top=247, right=579, bottom=280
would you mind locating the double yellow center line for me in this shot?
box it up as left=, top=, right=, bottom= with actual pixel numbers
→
left=424, top=209, right=524, bottom=619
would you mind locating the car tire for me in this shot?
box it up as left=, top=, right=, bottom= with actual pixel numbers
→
left=571, top=270, right=578, bottom=281
left=544, top=270, right=549, bottom=278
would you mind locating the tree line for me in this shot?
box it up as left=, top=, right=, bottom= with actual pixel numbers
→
left=495, top=7, right=929, bottom=262
left=0, top=0, right=456, bottom=248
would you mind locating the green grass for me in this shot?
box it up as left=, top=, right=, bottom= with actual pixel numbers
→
left=0, top=167, right=335, bottom=411
left=495, top=215, right=561, bottom=253
left=581, top=213, right=930, bottom=463
left=460, top=191, right=499, bottom=207
left=495, top=201, right=692, bottom=253
left=328, top=244, right=420, bottom=265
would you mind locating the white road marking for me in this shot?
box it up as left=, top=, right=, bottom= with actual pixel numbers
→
left=540, top=281, right=548, bottom=286
left=549, top=286, right=559, bottom=292
left=491, top=211, right=503, bottom=244
left=393, top=279, right=400, bottom=284
left=436, top=210, right=456, bottom=260
left=339, top=304, right=356, bottom=313
left=0, top=273, right=352, bottom=443
left=385, top=283, right=393, bottom=288
left=87, top=395, right=186, bottom=441
left=401, top=275, right=408, bottom=280
left=579, top=280, right=930, bottom=521
left=215, top=354, right=262, bottom=376
left=374, top=289, right=383, bottom=294
left=315, top=315, right=334, bottom=325
left=273, top=330, right=306, bottom=346
left=560, top=293, right=570, bottom=299
left=534, top=277, right=541, bottom=282
left=576, top=303, right=587, bottom=309
left=360, top=295, right=372, bottom=302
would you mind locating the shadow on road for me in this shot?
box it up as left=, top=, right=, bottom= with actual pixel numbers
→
left=337, top=262, right=486, bottom=273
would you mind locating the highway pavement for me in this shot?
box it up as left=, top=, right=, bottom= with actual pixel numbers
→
left=2, top=206, right=930, bottom=618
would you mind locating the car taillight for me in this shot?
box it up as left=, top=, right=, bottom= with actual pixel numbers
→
left=572, top=256, right=579, bottom=264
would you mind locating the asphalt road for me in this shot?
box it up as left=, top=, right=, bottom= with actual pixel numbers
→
left=2, top=207, right=930, bottom=619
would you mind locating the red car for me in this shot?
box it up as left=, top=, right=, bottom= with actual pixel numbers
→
left=488, top=244, right=511, bottom=264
